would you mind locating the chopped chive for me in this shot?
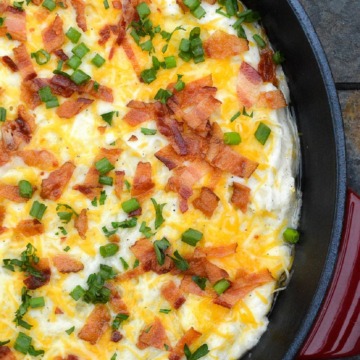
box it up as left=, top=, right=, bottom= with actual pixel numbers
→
left=64, top=246, right=70, bottom=252
left=137, top=2, right=151, bottom=19
left=169, top=250, right=189, bottom=271
left=99, top=175, right=113, bottom=186
left=183, top=0, right=200, bottom=10
left=154, top=88, right=173, bottom=104
left=179, top=38, right=190, bottom=53
left=110, top=353, right=117, bottom=360
left=101, top=111, right=117, bottom=125
left=38, top=86, right=55, bottom=102
left=65, top=326, right=75, bottom=335
left=100, top=243, right=119, bottom=258
left=0, top=340, right=10, bottom=346
left=184, top=343, right=209, bottom=360
left=230, top=111, right=241, bottom=122
left=70, top=69, right=91, bottom=85
left=95, top=157, right=115, bottom=175
left=99, top=190, right=107, bottom=205
left=242, top=106, right=253, bottom=118
left=112, top=217, right=137, bottom=229
left=151, top=198, right=166, bottom=229
left=191, top=5, right=206, bottom=19
left=181, top=228, right=203, bottom=247
left=192, top=275, right=207, bottom=290
left=0, top=107, right=6, bottom=122
left=91, top=53, right=106, bottom=68
left=70, top=285, right=85, bottom=301
left=14, top=332, right=32, bottom=354
left=139, top=221, right=155, bottom=238
left=18, top=180, right=33, bottom=199
left=71, top=42, right=90, bottom=59
left=174, top=74, right=185, bottom=91
left=29, top=297, right=45, bottom=308
left=121, top=198, right=140, bottom=213
left=112, top=313, right=129, bottom=329
left=133, top=259, right=140, bottom=268
left=153, top=237, right=170, bottom=265
left=141, top=68, right=157, bottom=84
left=224, top=132, right=241, bottom=145
left=57, top=211, right=72, bottom=223
left=283, top=228, right=300, bottom=244
left=103, top=0, right=109, bottom=9
left=216, top=7, right=231, bottom=18
left=66, top=55, right=82, bottom=70
left=253, top=34, right=266, bottom=49
left=42, top=0, right=56, bottom=11
left=29, top=201, right=47, bottom=220
left=120, top=257, right=129, bottom=270
left=159, top=308, right=171, bottom=314
left=45, top=98, right=59, bottom=109
left=66, top=27, right=81, bottom=43
left=164, top=56, right=176, bottom=69
left=213, top=279, right=230, bottom=295
left=59, top=227, right=68, bottom=235
left=13, top=1, right=24, bottom=10
left=124, top=180, right=131, bottom=191
left=238, top=9, right=261, bottom=23
left=141, top=128, right=157, bottom=135
left=140, top=39, right=154, bottom=52
left=255, top=122, right=271, bottom=145
left=91, top=197, right=98, bottom=207
left=273, top=51, right=285, bottom=64
left=31, top=49, right=50, bottom=65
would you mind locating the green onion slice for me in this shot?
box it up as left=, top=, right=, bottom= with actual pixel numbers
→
left=181, top=228, right=203, bottom=247
left=255, top=122, right=271, bottom=145
left=213, top=279, right=230, bottom=295
left=95, top=157, right=115, bottom=175
left=29, top=201, right=47, bottom=220
left=31, top=49, right=50, bottom=65
left=121, top=198, right=140, bottom=214
left=18, top=180, right=33, bottom=199
left=224, top=132, right=241, bottom=145
left=283, top=228, right=300, bottom=244
left=66, top=27, right=81, bottom=43
left=100, top=243, right=119, bottom=258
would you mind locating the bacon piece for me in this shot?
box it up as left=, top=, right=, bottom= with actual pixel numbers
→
left=16, top=219, right=44, bottom=237
left=237, top=61, right=262, bottom=108
left=204, top=30, right=248, bottom=59
left=41, top=161, right=75, bottom=201
left=74, top=209, right=87, bottom=239
left=56, top=98, right=93, bottom=119
left=200, top=243, right=238, bottom=258
left=50, top=74, right=78, bottom=98
left=114, top=170, right=125, bottom=199
left=78, top=305, right=111, bottom=344
left=13, top=44, right=36, bottom=81
left=193, top=187, right=219, bottom=217
left=180, top=275, right=208, bottom=297
left=257, top=90, right=287, bottom=109
left=55, top=307, right=63, bottom=314
left=122, top=0, right=142, bottom=26
left=214, top=269, right=274, bottom=308
left=258, top=49, right=277, bottom=85
left=18, top=149, right=59, bottom=170
left=70, top=0, right=87, bottom=32
left=42, top=14, right=64, bottom=53
left=106, top=283, right=129, bottom=314
left=161, top=281, right=186, bottom=309
left=21, top=78, right=47, bottom=109
left=0, top=346, right=16, bottom=360
left=98, top=25, right=112, bottom=46
left=123, top=100, right=159, bottom=126
left=231, top=182, right=250, bottom=213
left=155, top=145, right=185, bottom=170
left=4, top=6, right=27, bottom=42
left=53, top=254, right=84, bottom=273
left=131, top=162, right=154, bottom=199
left=24, top=258, right=51, bottom=289
left=54, top=356, right=79, bottom=360
left=0, top=144, right=11, bottom=167
left=122, top=37, right=141, bottom=76
left=176, top=0, right=188, bottom=12
left=1, top=56, right=18, bottom=72
left=0, top=184, right=29, bottom=203
left=169, top=328, right=202, bottom=360
left=78, top=80, right=114, bottom=102
left=0, top=206, right=6, bottom=235
left=54, top=49, right=69, bottom=61
left=137, top=317, right=170, bottom=350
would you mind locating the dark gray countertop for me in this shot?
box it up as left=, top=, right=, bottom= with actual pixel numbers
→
left=299, top=0, right=360, bottom=195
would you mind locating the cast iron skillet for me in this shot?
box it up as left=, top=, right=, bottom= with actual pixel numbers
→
left=238, top=0, right=347, bottom=359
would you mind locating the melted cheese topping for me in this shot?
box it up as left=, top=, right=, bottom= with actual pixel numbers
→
left=0, top=1, right=301, bottom=359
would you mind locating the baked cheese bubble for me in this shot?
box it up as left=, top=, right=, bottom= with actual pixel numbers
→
left=0, top=0, right=301, bottom=359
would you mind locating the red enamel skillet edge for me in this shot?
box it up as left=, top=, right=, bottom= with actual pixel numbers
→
left=239, top=0, right=359, bottom=359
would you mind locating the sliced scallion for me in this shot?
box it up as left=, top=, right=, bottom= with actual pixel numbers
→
left=31, top=49, right=50, bottom=65
left=121, top=198, right=140, bottom=213
left=255, top=122, right=271, bottom=145
left=213, top=279, right=230, bottom=295
left=29, top=201, right=47, bottom=220
left=224, top=132, right=241, bottom=145
left=18, top=180, right=33, bottom=199
left=181, top=228, right=203, bottom=246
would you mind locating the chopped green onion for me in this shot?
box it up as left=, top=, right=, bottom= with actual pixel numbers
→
left=179, top=38, right=190, bottom=52
left=133, top=259, right=140, bottom=268
left=238, top=9, right=261, bottom=23
left=230, top=111, right=241, bottom=123
left=0, top=18, right=4, bottom=27
left=91, top=53, right=106, bottom=68
left=65, top=326, right=75, bottom=335
left=112, top=218, right=137, bottom=229
left=63, top=245, right=70, bottom=252
left=13, top=1, right=24, bottom=10
left=66, top=55, right=82, bottom=70
left=151, top=198, right=166, bottom=229
left=66, top=27, right=81, bottom=43
left=242, top=106, right=253, bottom=118
left=0, top=340, right=10, bottom=346
left=0, top=107, right=6, bottom=122
left=137, top=2, right=151, bottom=19
left=140, top=39, right=154, bottom=52
left=45, top=98, right=59, bottom=109
left=283, top=228, right=300, bottom=244
left=14, top=332, right=32, bottom=355
left=18, top=180, right=33, bottom=199
left=112, top=313, right=129, bottom=329
left=31, top=49, right=50, bottom=65
left=42, top=0, right=56, bottom=11
left=191, top=5, right=206, bottom=19
left=141, top=68, right=157, bottom=84
left=253, top=34, right=266, bottom=49
left=184, top=0, right=200, bottom=10
left=192, top=275, right=207, bottom=290
left=181, top=228, right=203, bottom=247
left=100, top=243, right=119, bottom=258
left=160, top=308, right=171, bottom=314
left=70, top=285, right=85, bottom=301
left=154, top=88, right=173, bottom=104
left=255, top=122, right=271, bottom=145
left=213, top=279, right=230, bottom=295
left=95, top=157, right=115, bottom=175
left=153, top=237, right=170, bottom=265
left=102, top=226, right=117, bottom=238
left=139, top=221, right=155, bottom=238
left=174, top=74, right=185, bottom=91
left=216, top=7, right=231, bottom=18
left=29, top=297, right=45, bottom=308
left=273, top=51, right=285, bottom=64
left=99, top=190, right=107, bottom=205
left=70, top=69, right=91, bottom=85
left=110, top=353, right=117, bottom=360
left=38, top=86, right=55, bottom=102
left=224, top=132, right=241, bottom=145
left=29, top=201, right=47, bottom=220
left=99, top=176, right=113, bottom=186
left=121, top=198, right=140, bottom=213
left=57, top=211, right=72, bottom=223
left=184, top=343, right=210, bottom=360
left=164, top=56, right=177, bottom=69
left=103, top=0, right=109, bottom=9
left=169, top=250, right=189, bottom=271
left=101, top=111, right=117, bottom=126
left=141, top=128, right=157, bottom=135
left=71, top=42, right=90, bottom=59
left=120, top=257, right=129, bottom=270
left=124, top=180, right=131, bottom=191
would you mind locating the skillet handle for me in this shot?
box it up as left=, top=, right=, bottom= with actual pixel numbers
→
left=298, top=189, right=360, bottom=359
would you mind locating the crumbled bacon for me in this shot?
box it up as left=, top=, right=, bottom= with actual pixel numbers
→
left=231, top=182, right=251, bottom=213
left=180, top=275, right=207, bottom=297
left=122, top=37, right=141, bottom=75
left=169, top=327, right=202, bottom=360
left=3, top=6, right=27, bottom=42
left=74, top=209, right=88, bottom=239
left=123, top=100, right=160, bottom=126
left=111, top=331, right=123, bottom=343
left=0, top=143, right=11, bottom=167
left=257, top=90, right=287, bottom=109
left=199, top=243, right=238, bottom=258
left=78, top=305, right=111, bottom=344
left=258, top=49, right=277, bottom=86
left=70, top=0, right=87, bottom=32
left=56, top=98, right=93, bottom=119
left=78, top=80, right=114, bottom=102
left=0, top=184, right=31, bottom=203
left=107, top=283, right=129, bottom=314
left=53, top=254, right=84, bottom=273
left=193, top=187, right=219, bottom=217
left=24, top=258, right=51, bottom=289
left=1, top=56, right=18, bottom=72
left=53, top=49, right=69, bottom=61
left=204, top=30, right=249, bottom=59
left=122, top=0, right=142, bottom=26
left=0, top=206, right=6, bottom=235
left=41, top=161, right=75, bottom=201
left=13, top=44, right=36, bottom=81
left=155, top=145, right=185, bottom=170
left=237, top=61, right=262, bottom=108
left=131, top=162, right=154, bottom=199
left=50, top=74, right=78, bottom=98
left=98, top=25, right=112, bottom=46
left=16, top=219, right=44, bottom=237
left=42, top=14, right=65, bottom=53
left=160, top=281, right=186, bottom=309
left=18, top=149, right=59, bottom=170
left=137, top=317, right=170, bottom=350
left=21, top=78, right=47, bottom=109
left=55, top=307, right=64, bottom=314
left=0, top=346, right=16, bottom=360
left=213, top=269, right=274, bottom=308
left=114, top=170, right=125, bottom=199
